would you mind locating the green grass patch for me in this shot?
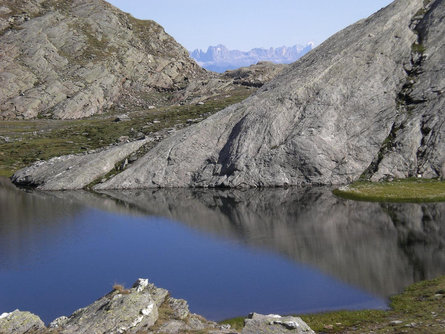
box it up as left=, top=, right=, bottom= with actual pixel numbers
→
left=0, top=87, right=251, bottom=176
left=334, top=179, right=445, bottom=203
left=220, top=276, right=445, bottom=333
left=301, top=310, right=386, bottom=333
left=219, top=316, right=245, bottom=331
left=412, top=43, right=426, bottom=54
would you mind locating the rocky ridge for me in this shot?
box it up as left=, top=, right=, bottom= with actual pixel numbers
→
left=0, top=278, right=314, bottom=334
left=89, top=0, right=444, bottom=189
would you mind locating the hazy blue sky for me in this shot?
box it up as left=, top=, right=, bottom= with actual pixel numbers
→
left=107, top=0, right=393, bottom=51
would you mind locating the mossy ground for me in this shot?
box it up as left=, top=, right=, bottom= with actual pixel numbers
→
left=0, top=87, right=252, bottom=177
left=220, top=276, right=445, bottom=333
left=333, top=179, right=445, bottom=203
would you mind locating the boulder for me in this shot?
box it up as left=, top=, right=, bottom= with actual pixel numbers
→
left=242, top=313, right=314, bottom=334
left=0, top=310, right=45, bottom=334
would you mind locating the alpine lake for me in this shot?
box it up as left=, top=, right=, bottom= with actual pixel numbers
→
left=0, top=177, right=444, bottom=325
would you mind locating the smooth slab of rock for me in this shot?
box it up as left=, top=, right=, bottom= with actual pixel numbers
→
left=96, top=0, right=444, bottom=189
left=11, top=138, right=149, bottom=190
left=0, top=310, right=45, bottom=334
left=242, top=313, right=314, bottom=334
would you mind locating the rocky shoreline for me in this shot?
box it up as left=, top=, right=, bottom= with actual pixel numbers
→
left=0, top=278, right=314, bottom=334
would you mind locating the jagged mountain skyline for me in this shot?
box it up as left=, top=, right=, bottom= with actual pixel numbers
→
left=190, top=43, right=315, bottom=72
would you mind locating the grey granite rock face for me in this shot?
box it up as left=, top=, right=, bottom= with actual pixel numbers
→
left=95, top=0, right=443, bottom=189
left=11, top=138, right=149, bottom=190
left=0, top=0, right=205, bottom=120
left=50, top=278, right=167, bottom=333
left=0, top=310, right=45, bottom=334
left=370, top=0, right=445, bottom=180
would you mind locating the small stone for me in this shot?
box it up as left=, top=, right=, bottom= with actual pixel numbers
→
left=133, top=278, right=149, bottom=292
left=140, top=303, right=154, bottom=315
left=114, top=115, right=131, bottom=122
left=390, top=320, right=403, bottom=325
left=50, top=316, right=69, bottom=328
left=405, top=322, right=416, bottom=327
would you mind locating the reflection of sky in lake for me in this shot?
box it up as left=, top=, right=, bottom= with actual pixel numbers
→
left=0, top=208, right=385, bottom=324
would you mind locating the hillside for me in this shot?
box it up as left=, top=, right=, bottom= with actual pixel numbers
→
left=0, top=0, right=206, bottom=120
left=92, top=0, right=444, bottom=189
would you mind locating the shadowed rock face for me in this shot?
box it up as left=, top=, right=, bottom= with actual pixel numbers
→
left=98, top=187, right=445, bottom=299
left=0, top=0, right=205, bottom=120
left=93, top=0, right=444, bottom=189
left=370, top=0, right=445, bottom=180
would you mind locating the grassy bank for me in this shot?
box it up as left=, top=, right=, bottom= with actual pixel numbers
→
left=221, top=275, right=445, bottom=333
left=333, top=179, right=445, bottom=203
left=0, top=87, right=252, bottom=177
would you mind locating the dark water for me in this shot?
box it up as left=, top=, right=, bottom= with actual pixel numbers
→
left=0, top=178, right=444, bottom=324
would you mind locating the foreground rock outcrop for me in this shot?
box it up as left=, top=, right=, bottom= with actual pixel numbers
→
left=89, top=0, right=443, bottom=189
left=0, top=0, right=205, bottom=119
left=0, top=278, right=313, bottom=334
left=0, top=310, right=45, bottom=333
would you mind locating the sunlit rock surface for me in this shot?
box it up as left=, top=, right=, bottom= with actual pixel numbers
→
left=96, top=0, right=444, bottom=189
left=0, top=0, right=205, bottom=120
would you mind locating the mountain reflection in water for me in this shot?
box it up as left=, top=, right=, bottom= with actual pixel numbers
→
left=0, top=181, right=445, bottom=320
left=99, top=188, right=445, bottom=298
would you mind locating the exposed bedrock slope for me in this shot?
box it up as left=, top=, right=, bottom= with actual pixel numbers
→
left=95, top=0, right=443, bottom=189
left=0, top=0, right=205, bottom=120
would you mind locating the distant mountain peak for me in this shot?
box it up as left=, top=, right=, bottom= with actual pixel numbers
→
left=190, top=43, right=314, bottom=72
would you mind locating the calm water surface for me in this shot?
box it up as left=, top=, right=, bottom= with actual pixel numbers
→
left=0, top=178, right=444, bottom=324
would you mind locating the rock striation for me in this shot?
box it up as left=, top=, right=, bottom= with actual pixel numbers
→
left=0, top=0, right=205, bottom=120
left=0, top=278, right=313, bottom=334
left=91, top=0, right=444, bottom=189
